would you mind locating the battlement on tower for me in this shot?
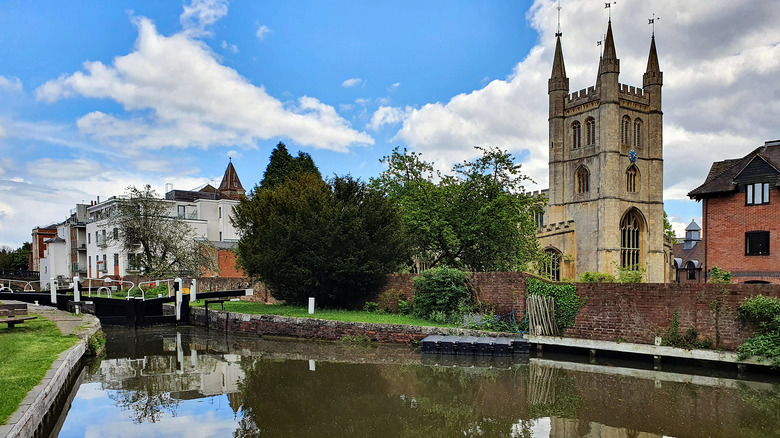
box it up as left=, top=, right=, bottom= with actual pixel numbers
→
left=619, top=83, right=645, bottom=98
left=568, top=86, right=597, bottom=104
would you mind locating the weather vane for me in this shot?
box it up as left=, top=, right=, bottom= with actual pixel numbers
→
left=605, top=1, right=616, bottom=21
left=555, top=0, right=562, bottom=37
left=648, top=13, right=660, bottom=36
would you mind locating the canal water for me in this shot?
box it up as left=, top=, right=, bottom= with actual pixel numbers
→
left=52, top=326, right=780, bottom=437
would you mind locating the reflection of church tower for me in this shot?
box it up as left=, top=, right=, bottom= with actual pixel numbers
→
left=538, top=20, right=670, bottom=282
left=218, top=159, right=246, bottom=200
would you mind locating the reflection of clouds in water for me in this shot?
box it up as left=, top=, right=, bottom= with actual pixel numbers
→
left=65, top=394, right=240, bottom=438
left=510, top=417, right=551, bottom=437
left=75, top=382, right=108, bottom=401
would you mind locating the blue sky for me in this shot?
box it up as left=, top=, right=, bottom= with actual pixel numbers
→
left=1, top=0, right=780, bottom=247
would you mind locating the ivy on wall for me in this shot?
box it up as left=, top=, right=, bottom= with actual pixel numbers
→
left=526, top=277, right=586, bottom=332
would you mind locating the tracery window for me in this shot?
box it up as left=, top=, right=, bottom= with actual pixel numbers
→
left=586, top=117, right=596, bottom=146
left=542, top=248, right=562, bottom=281
left=576, top=166, right=589, bottom=194
left=621, top=115, right=631, bottom=145
left=572, top=121, right=581, bottom=149
left=620, top=210, right=643, bottom=269
left=626, top=165, right=638, bottom=193
left=633, top=118, right=643, bottom=148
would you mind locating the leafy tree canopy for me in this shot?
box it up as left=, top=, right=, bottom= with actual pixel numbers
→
left=232, top=173, right=409, bottom=307
left=370, top=146, right=546, bottom=272
left=259, top=141, right=321, bottom=191
left=110, top=185, right=216, bottom=278
left=663, top=211, right=676, bottom=239
left=0, top=242, right=31, bottom=272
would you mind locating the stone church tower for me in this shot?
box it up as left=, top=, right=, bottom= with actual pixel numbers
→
left=537, top=21, right=670, bottom=282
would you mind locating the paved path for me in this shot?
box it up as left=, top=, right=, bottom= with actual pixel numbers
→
left=1, top=300, right=94, bottom=339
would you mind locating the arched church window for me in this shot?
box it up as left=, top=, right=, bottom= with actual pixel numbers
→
left=626, top=165, right=638, bottom=193
left=621, top=115, right=631, bottom=145
left=576, top=166, right=589, bottom=194
left=542, top=248, right=562, bottom=281
left=586, top=117, right=596, bottom=146
left=620, top=209, right=643, bottom=270
left=572, top=121, right=581, bottom=149
left=633, top=118, right=643, bottom=148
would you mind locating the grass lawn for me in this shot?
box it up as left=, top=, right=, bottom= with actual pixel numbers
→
left=0, top=315, right=78, bottom=425
left=191, top=301, right=456, bottom=328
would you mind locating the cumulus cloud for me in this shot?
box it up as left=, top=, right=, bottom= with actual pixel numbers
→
left=342, top=78, right=364, bottom=88
left=388, top=82, right=400, bottom=92
left=35, top=16, right=373, bottom=152
left=256, top=25, right=271, bottom=40
left=379, top=0, right=780, bottom=197
left=368, top=106, right=412, bottom=130
left=180, top=0, right=228, bottom=37
left=0, top=76, right=22, bottom=92
left=221, top=40, right=238, bottom=53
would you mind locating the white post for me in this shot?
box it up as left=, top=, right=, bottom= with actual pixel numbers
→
left=175, top=277, right=183, bottom=321
left=308, top=297, right=315, bottom=315
left=190, top=279, right=197, bottom=302
left=50, top=278, right=57, bottom=305
left=73, top=275, right=80, bottom=303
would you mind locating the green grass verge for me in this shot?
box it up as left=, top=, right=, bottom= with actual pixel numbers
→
left=0, top=316, right=78, bottom=425
left=191, top=301, right=456, bottom=328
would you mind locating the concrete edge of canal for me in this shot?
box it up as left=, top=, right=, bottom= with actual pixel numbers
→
left=0, top=303, right=102, bottom=438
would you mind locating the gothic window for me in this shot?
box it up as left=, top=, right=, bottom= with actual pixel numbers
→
left=626, top=165, right=638, bottom=193
left=572, top=121, right=581, bottom=149
left=685, top=261, right=697, bottom=280
left=576, top=166, right=589, bottom=194
left=620, top=209, right=643, bottom=270
left=586, top=117, right=596, bottom=146
left=633, top=118, right=643, bottom=148
left=621, top=115, right=631, bottom=145
left=541, top=248, right=562, bottom=281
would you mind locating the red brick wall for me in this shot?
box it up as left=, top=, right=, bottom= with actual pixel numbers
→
left=704, top=194, right=780, bottom=283
left=374, top=272, right=780, bottom=351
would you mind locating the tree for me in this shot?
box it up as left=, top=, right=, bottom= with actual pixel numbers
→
left=663, top=211, right=676, bottom=239
left=110, top=185, right=216, bottom=278
left=259, top=141, right=321, bottom=191
left=232, top=173, right=409, bottom=307
left=0, top=243, right=30, bottom=272
left=371, top=146, right=546, bottom=271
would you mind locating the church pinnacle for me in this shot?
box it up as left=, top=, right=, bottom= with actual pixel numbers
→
left=548, top=34, right=569, bottom=93
left=643, top=34, right=663, bottom=87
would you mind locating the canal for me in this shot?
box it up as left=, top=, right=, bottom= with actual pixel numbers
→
left=52, top=326, right=780, bottom=437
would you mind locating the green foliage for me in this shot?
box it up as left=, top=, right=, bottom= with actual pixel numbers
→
left=461, top=310, right=516, bottom=332
left=526, top=277, right=584, bottom=331
left=397, top=299, right=412, bottom=315
left=341, top=335, right=372, bottom=345
left=411, top=267, right=472, bottom=320
left=661, top=311, right=712, bottom=349
left=616, top=266, right=645, bottom=283
left=663, top=211, right=676, bottom=239
left=737, top=295, right=780, bottom=366
left=258, top=141, right=321, bottom=191
left=0, top=242, right=31, bottom=272
left=577, top=271, right=616, bottom=283
left=371, top=146, right=546, bottom=271
left=86, top=330, right=106, bottom=356
left=709, top=266, right=733, bottom=284
left=233, top=173, right=409, bottom=308
left=362, top=301, right=379, bottom=312
left=111, top=185, right=216, bottom=277
left=376, top=288, right=405, bottom=313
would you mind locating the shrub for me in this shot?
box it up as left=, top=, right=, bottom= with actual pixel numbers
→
left=662, top=311, right=712, bottom=349
left=363, top=301, right=379, bottom=312
left=577, top=271, right=616, bottom=283
left=737, top=295, right=780, bottom=367
left=412, top=267, right=472, bottom=320
left=376, top=288, right=405, bottom=313
left=616, top=266, right=645, bottom=283
left=710, top=266, right=733, bottom=284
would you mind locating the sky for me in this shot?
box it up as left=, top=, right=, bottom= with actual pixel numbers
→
left=1, top=0, right=780, bottom=248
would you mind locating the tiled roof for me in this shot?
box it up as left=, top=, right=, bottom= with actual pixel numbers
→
left=688, top=142, right=780, bottom=199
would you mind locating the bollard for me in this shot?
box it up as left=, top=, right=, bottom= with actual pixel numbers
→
left=50, top=278, right=57, bottom=305
left=175, top=277, right=183, bottom=321
left=308, top=297, right=315, bottom=314
left=73, top=275, right=81, bottom=303
left=190, top=279, right=197, bottom=302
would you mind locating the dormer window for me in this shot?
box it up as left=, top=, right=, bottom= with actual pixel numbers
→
left=746, top=182, right=770, bottom=205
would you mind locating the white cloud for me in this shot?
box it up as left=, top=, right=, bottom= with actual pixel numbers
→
left=35, top=16, right=373, bottom=153
left=221, top=40, right=238, bottom=53
left=180, top=0, right=228, bottom=37
left=388, top=82, right=400, bottom=92
left=226, top=149, right=242, bottom=160
left=355, top=98, right=370, bottom=106
left=342, top=78, right=364, bottom=88
left=368, top=106, right=412, bottom=130
left=380, top=0, right=780, bottom=195
left=256, top=24, right=271, bottom=40
left=0, top=76, right=22, bottom=92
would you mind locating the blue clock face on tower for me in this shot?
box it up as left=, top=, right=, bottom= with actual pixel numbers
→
left=629, top=149, right=637, bottom=163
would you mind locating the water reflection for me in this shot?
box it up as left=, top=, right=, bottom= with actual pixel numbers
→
left=56, top=326, right=780, bottom=437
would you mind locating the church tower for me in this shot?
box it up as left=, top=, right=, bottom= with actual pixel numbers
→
left=538, top=21, right=669, bottom=282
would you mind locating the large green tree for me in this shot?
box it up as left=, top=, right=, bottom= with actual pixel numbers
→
left=232, top=173, right=408, bottom=307
left=371, top=146, right=545, bottom=271
left=259, top=141, right=321, bottom=191
left=110, top=185, right=216, bottom=278
left=0, top=243, right=30, bottom=272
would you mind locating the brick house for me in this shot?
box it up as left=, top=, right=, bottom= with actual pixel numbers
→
left=688, top=140, right=780, bottom=284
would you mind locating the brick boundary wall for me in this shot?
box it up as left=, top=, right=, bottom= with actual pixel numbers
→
left=189, top=307, right=518, bottom=344
left=373, top=273, right=780, bottom=351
